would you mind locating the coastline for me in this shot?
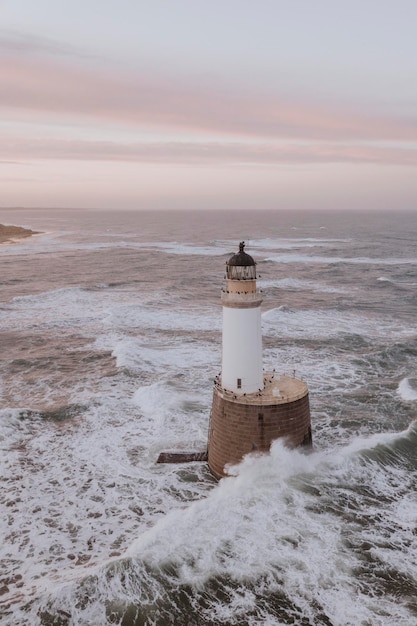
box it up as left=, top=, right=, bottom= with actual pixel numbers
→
left=0, top=223, right=41, bottom=244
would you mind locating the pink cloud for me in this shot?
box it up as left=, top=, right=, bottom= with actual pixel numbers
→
left=1, top=136, right=416, bottom=166
left=1, top=45, right=417, bottom=143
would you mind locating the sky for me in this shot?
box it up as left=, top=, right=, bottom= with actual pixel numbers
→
left=1, top=0, right=417, bottom=211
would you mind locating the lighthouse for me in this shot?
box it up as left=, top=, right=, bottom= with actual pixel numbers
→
left=207, top=242, right=312, bottom=479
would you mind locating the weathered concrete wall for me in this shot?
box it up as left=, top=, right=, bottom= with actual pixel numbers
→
left=207, top=386, right=312, bottom=479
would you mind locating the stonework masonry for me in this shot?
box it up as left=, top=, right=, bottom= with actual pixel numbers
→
left=207, top=375, right=312, bottom=479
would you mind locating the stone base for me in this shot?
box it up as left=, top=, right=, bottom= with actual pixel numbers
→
left=207, top=375, right=312, bottom=479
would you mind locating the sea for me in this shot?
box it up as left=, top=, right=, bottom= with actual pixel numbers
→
left=1, top=207, right=417, bottom=626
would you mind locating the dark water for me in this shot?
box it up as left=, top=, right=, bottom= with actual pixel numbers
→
left=1, top=208, right=417, bottom=625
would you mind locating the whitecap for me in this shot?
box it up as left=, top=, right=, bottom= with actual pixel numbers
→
left=262, top=307, right=412, bottom=340
left=259, top=277, right=348, bottom=293
left=266, top=253, right=417, bottom=265
left=397, top=378, right=417, bottom=402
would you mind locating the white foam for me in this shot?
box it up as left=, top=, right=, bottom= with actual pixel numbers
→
left=146, top=241, right=229, bottom=256
left=0, top=235, right=229, bottom=259
left=262, top=307, right=411, bottom=340
left=4, top=400, right=417, bottom=625
left=4, top=284, right=220, bottom=338
left=259, top=277, right=348, bottom=293
left=397, top=378, right=417, bottom=402
left=248, top=237, right=351, bottom=251
left=266, top=253, right=417, bottom=265
left=378, top=276, right=417, bottom=287
left=263, top=345, right=361, bottom=393
left=117, top=432, right=415, bottom=623
left=0, top=380, right=212, bottom=609
left=136, top=237, right=347, bottom=258
left=3, top=287, right=106, bottom=333
left=105, top=303, right=220, bottom=333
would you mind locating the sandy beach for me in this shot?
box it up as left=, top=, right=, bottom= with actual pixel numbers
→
left=0, top=223, right=40, bottom=244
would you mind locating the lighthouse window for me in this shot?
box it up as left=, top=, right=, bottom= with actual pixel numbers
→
left=237, top=378, right=242, bottom=389
left=227, top=265, right=256, bottom=280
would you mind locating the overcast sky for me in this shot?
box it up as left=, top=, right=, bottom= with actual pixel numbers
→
left=1, top=0, right=416, bottom=211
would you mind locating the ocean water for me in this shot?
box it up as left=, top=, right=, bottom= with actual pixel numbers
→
left=1, top=208, right=417, bottom=625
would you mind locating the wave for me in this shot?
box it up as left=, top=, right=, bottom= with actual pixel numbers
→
left=105, top=337, right=218, bottom=375
left=24, top=426, right=417, bottom=626
left=378, top=276, right=417, bottom=288
left=0, top=234, right=355, bottom=261
left=239, top=237, right=352, bottom=251
left=4, top=286, right=220, bottom=336
left=259, top=277, right=349, bottom=293
left=397, top=378, right=417, bottom=402
left=262, top=307, right=412, bottom=340
left=266, top=253, right=417, bottom=266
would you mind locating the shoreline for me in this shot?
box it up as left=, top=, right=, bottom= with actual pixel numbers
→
left=0, top=223, right=41, bottom=245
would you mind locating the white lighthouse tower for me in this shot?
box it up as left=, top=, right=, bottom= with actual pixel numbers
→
left=221, top=241, right=263, bottom=394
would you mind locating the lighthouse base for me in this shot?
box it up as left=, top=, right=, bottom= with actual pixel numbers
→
left=207, top=374, right=312, bottom=479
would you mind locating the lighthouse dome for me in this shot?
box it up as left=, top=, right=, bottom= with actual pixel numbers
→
left=228, top=241, right=255, bottom=267
left=226, top=242, right=256, bottom=280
